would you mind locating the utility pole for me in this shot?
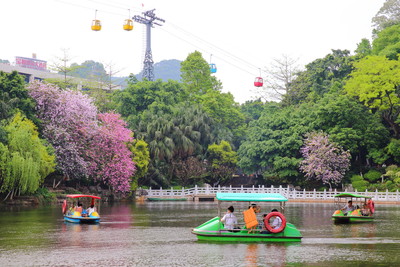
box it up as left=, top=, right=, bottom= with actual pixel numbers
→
left=133, top=9, right=165, bottom=81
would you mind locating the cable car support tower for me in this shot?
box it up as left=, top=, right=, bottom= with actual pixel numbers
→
left=133, top=9, right=165, bottom=81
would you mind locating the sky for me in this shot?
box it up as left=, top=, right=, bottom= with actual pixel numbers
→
left=0, top=0, right=386, bottom=103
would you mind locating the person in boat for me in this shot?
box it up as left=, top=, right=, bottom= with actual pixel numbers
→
left=361, top=203, right=371, bottom=216
left=261, top=214, right=270, bottom=234
left=74, top=202, right=83, bottom=213
left=67, top=202, right=75, bottom=215
left=86, top=204, right=96, bottom=216
left=261, top=209, right=282, bottom=234
left=341, top=200, right=355, bottom=215
left=221, top=206, right=238, bottom=231
left=250, top=204, right=261, bottom=214
left=270, top=209, right=282, bottom=229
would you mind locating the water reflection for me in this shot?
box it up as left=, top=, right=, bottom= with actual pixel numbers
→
left=1, top=202, right=400, bottom=266
left=333, top=222, right=377, bottom=239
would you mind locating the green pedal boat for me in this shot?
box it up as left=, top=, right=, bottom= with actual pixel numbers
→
left=332, top=193, right=375, bottom=223
left=192, top=192, right=302, bottom=242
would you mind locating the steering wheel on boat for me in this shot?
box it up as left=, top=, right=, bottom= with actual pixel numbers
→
left=264, top=212, right=287, bottom=233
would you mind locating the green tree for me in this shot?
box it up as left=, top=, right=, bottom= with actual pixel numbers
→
left=68, top=60, right=107, bottom=79
left=136, top=104, right=214, bottom=187
left=129, top=139, right=150, bottom=189
left=355, top=38, right=372, bottom=59
left=0, top=71, right=36, bottom=122
left=207, top=140, right=238, bottom=186
left=0, top=113, right=55, bottom=200
left=180, top=51, right=222, bottom=100
left=284, top=50, right=354, bottom=106
left=240, top=99, right=265, bottom=123
left=199, top=90, right=245, bottom=147
left=238, top=103, right=309, bottom=184
left=112, top=79, right=186, bottom=127
left=310, top=93, right=389, bottom=166
left=372, top=0, right=400, bottom=32
left=344, top=55, right=400, bottom=138
left=372, top=24, right=400, bottom=60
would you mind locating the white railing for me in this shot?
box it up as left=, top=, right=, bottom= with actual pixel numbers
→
left=138, top=185, right=400, bottom=202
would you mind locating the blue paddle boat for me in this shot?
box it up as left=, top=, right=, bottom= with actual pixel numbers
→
left=62, top=194, right=101, bottom=223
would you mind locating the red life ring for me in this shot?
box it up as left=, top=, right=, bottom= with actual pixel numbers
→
left=367, top=199, right=375, bottom=214
left=62, top=200, right=67, bottom=214
left=264, top=212, right=287, bottom=233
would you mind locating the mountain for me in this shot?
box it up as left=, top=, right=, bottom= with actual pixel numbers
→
left=112, top=59, right=182, bottom=88
left=152, top=59, right=182, bottom=81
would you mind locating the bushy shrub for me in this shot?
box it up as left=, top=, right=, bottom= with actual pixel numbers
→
left=351, top=175, right=369, bottom=191
left=364, top=170, right=382, bottom=183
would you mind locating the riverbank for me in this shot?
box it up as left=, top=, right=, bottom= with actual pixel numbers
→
left=3, top=188, right=399, bottom=206
left=0, top=185, right=131, bottom=206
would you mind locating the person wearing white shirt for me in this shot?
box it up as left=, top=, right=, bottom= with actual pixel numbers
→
left=270, top=209, right=282, bottom=229
left=221, top=206, right=238, bottom=231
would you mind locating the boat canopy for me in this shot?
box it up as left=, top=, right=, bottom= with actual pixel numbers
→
left=66, top=194, right=101, bottom=199
left=334, top=193, right=372, bottom=199
left=216, top=193, right=287, bottom=202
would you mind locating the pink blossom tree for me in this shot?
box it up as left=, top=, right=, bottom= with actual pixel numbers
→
left=28, top=82, right=135, bottom=192
left=28, top=82, right=97, bottom=179
left=299, top=131, right=351, bottom=188
left=86, top=112, right=136, bottom=192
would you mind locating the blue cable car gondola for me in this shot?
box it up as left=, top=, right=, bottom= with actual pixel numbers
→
left=209, top=63, right=217, bottom=73
left=209, top=54, right=217, bottom=73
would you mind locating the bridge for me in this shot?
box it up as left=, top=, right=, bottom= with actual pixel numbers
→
left=138, top=185, right=400, bottom=203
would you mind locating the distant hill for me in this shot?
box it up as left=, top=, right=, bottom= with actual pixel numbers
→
left=113, top=59, right=182, bottom=88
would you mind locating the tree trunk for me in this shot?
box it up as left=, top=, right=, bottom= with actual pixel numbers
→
left=3, top=190, right=12, bottom=202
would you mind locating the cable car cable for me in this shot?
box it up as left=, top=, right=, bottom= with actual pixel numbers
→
left=55, top=0, right=263, bottom=77
left=167, top=22, right=262, bottom=71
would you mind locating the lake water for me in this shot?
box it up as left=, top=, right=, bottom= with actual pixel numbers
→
left=0, top=201, right=399, bottom=267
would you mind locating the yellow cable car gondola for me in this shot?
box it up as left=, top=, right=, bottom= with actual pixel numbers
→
left=123, top=19, right=133, bottom=31
left=91, top=10, right=101, bottom=31
left=123, top=10, right=133, bottom=31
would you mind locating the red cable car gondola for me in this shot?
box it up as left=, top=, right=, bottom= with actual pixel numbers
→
left=254, top=68, right=263, bottom=87
left=254, top=77, right=263, bottom=87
